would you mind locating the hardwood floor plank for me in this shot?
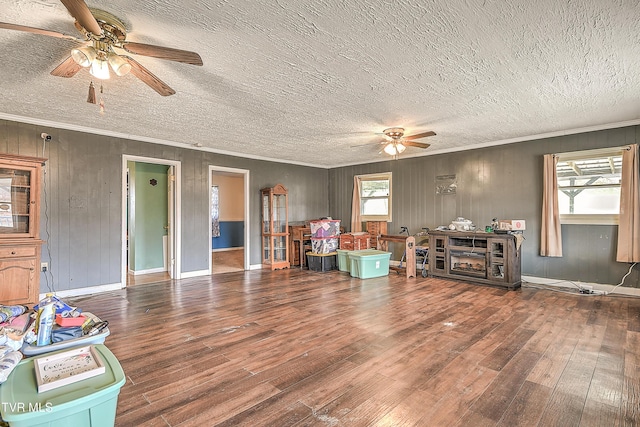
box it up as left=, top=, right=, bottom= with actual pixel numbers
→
left=496, top=380, right=552, bottom=426
left=458, top=348, right=543, bottom=423
left=371, top=387, right=440, bottom=427
left=64, top=271, right=640, bottom=427
left=621, top=330, right=640, bottom=426
left=415, top=363, right=499, bottom=426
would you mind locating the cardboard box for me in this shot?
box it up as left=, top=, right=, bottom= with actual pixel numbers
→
left=499, top=220, right=526, bottom=231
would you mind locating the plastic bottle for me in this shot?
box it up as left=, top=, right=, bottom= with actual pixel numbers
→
left=36, top=293, right=55, bottom=346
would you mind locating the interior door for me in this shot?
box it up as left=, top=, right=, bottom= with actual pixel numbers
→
left=167, top=165, right=176, bottom=279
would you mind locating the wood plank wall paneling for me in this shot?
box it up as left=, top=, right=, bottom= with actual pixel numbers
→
left=0, top=119, right=329, bottom=292
left=329, top=126, right=640, bottom=288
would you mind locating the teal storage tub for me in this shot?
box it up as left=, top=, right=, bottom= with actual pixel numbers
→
left=336, top=249, right=351, bottom=272
left=349, top=249, right=392, bottom=279
left=0, top=344, right=125, bottom=427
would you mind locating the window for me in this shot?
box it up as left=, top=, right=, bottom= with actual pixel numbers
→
left=358, top=172, right=392, bottom=221
left=556, top=147, right=623, bottom=225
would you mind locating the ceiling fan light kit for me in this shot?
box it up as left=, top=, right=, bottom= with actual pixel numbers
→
left=71, top=42, right=132, bottom=80
left=107, top=53, right=132, bottom=77
left=70, top=45, right=95, bottom=67
left=383, top=142, right=406, bottom=155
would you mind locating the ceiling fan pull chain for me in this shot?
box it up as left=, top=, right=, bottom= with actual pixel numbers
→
left=99, top=83, right=105, bottom=114
left=87, top=81, right=96, bottom=104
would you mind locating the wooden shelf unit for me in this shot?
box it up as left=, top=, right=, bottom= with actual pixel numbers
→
left=260, top=184, right=290, bottom=270
left=428, top=230, right=521, bottom=290
left=0, top=153, right=46, bottom=306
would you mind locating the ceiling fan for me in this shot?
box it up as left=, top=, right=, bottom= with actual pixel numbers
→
left=378, top=127, right=436, bottom=156
left=0, top=0, right=203, bottom=96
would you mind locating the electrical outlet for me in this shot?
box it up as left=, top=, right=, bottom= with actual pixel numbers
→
left=41, top=262, right=48, bottom=272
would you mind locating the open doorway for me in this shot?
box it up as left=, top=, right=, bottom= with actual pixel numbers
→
left=122, top=155, right=181, bottom=286
left=209, top=166, right=249, bottom=274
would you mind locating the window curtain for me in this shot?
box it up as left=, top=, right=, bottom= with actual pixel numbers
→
left=351, top=176, right=362, bottom=232
left=616, top=144, right=640, bottom=262
left=540, top=154, right=562, bottom=256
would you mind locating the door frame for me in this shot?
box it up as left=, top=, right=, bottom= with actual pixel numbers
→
left=208, top=165, right=250, bottom=272
left=122, top=155, right=182, bottom=285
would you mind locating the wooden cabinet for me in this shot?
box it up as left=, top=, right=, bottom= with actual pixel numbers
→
left=261, top=184, right=290, bottom=270
left=428, top=230, right=521, bottom=290
left=365, top=221, right=387, bottom=250
left=0, top=153, right=46, bottom=306
left=289, top=224, right=311, bottom=267
left=339, top=233, right=371, bottom=251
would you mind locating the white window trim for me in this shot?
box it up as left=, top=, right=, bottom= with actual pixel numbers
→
left=556, top=147, right=623, bottom=226
left=358, top=172, right=392, bottom=222
left=559, top=214, right=619, bottom=226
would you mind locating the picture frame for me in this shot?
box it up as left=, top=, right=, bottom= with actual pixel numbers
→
left=33, top=345, right=105, bottom=393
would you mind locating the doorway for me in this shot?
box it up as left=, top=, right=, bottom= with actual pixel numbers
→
left=209, top=166, right=249, bottom=274
left=122, top=156, right=181, bottom=286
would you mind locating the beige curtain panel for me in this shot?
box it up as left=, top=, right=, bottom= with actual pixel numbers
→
left=351, top=175, right=362, bottom=232
left=541, top=154, right=563, bottom=256
left=616, top=144, right=640, bottom=262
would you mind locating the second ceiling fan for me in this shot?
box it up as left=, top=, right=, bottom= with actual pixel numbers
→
left=0, top=0, right=203, bottom=96
left=379, top=127, right=436, bottom=156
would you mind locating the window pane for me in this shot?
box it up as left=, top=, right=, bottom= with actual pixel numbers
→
left=362, top=198, right=388, bottom=216
left=361, top=180, right=389, bottom=197
left=556, top=151, right=622, bottom=219
left=558, top=187, right=620, bottom=214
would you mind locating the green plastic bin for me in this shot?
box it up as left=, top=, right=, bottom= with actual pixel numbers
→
left=336, top=249, right=351, bottom=272
left=0, top=344, right=125, bottom=427
left=349, top=249, right=392, bottom=279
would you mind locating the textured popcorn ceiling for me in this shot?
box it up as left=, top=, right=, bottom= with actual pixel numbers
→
left=1, top=1, right=639, bottom=167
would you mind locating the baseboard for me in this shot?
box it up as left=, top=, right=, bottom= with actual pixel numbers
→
left=41, top=282, right=124, bottom=301
left=211, top=247, right=244, bottom=253
left=181, top=269, right=210, bottom=279
left=249, top=264, right=263, bottom=270
left=129, top=267, right=166, bottom=275
left=522, top=275, right=640, bottom=297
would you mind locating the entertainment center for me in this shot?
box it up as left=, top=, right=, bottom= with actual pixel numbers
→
left=428, top=230, right=522, bottom=290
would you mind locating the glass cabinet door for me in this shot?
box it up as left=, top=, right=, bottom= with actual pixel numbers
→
left=0, top=167, right=32, bottom=236
left=273, top=235, right=287, bottom=262
left=273, top=193, right=287, bottom=233
left=262, top=193, right=270, bottom=234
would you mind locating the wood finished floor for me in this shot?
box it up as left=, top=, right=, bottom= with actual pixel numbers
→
left=69, top=270, right=640, bottom=427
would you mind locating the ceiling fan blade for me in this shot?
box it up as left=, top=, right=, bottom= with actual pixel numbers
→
left=404, top=131, right=436, bottom=140
left=121, top=42, right=203, bottom=66
left=59, top=0, right=103, bottom=36
left=403, top=141, right=431, bottom=149
left=122, top=56, right=176, bottom=96
left=0, top=22, right=80, bottom=41
left=50, top=56, right=83, bottom=78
